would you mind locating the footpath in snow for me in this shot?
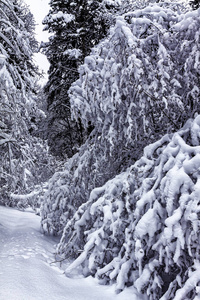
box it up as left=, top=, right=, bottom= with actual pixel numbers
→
left=0, top=206, right=141, bottom=300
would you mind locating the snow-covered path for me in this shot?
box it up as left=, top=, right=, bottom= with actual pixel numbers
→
left=0, top=206, right=140, bottom=300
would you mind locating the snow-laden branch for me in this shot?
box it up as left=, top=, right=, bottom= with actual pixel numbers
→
left=55, top=115, right=200, bottom=299
left=0, top=32, right=16, bottom=51
left=10, top=190, right=41, bottom=200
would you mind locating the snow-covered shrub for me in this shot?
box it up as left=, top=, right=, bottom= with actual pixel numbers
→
left=56, top=115, right=200, bottom=299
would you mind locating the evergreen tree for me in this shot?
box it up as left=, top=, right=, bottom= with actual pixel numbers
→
left=42, top=0, right=120, bottom=157
left=0, top=0, right=54, bottom=207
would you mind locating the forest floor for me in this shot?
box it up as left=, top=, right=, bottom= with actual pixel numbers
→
left=0, top=206, right=142, bottom=300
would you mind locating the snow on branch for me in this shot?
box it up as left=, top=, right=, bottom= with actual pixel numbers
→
left=43, top=11, right=74, bottom=26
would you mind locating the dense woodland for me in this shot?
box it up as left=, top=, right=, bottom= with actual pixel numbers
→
left=1, top=0, right=200, bottom=299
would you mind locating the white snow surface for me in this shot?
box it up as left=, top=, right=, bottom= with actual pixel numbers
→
left=0, top=206, right=139, bottom=300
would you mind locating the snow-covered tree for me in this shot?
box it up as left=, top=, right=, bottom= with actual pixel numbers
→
left=0, top=0, right=54, bottom=207
left=55, top=114, right=200, bottom=300
left=41, top=2, right=195, bottom=234
left=70, top=3, right=199, bottom=163
left=39, top=4, right=200, bottom=299
left=42, top=0, right=121, bottom=157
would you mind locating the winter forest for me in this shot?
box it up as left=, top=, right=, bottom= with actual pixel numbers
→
left=1, top=0, right=200, bottom=298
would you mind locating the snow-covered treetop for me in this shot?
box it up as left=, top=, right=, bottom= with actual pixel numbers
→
left=63, top=48, right=82, bottom=59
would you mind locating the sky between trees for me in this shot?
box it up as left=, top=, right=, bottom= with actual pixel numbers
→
left=24, top=0, right=50, bottom=82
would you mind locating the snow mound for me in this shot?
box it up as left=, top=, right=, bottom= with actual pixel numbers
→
left=0, top=206, right=141, bottom=300
left=57, top=115, right=200, bottom=300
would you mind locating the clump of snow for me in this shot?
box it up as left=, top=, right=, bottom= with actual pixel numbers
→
left=63, top=49, right=82, bottom=59
left=44, top=11, right=74, bottom=24
left=0, top=54, right=6, bottom=65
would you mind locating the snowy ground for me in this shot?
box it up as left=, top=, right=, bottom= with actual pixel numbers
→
left=0, top=206, right=142, bottom=300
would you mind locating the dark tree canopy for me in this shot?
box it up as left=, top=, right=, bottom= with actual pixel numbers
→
left=42, top=0, right=120, bottom=157
left=190, top=0, right=200, bottom=9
